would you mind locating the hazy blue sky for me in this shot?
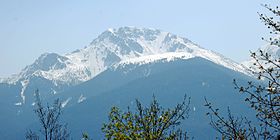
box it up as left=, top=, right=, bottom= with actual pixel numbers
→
left=0, top=0, right=277, bottom=77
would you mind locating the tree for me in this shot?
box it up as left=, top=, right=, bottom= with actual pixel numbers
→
left=205, top=3, right=280, bottom=140
left=102, top=95, right=191, bottom=140
left=204, top=98, right=265, bottom=139
left=26, top=89, right=70, bottom=140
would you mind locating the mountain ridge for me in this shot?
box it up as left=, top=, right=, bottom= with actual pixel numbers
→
left=1, top=27, right=249, bottom=85
left=242, top=38, right=280, bottom=71
left=0, top=27, right=249, bottom=106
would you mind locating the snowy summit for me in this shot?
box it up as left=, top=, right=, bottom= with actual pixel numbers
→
left=1, top=26, right=249, bottom=87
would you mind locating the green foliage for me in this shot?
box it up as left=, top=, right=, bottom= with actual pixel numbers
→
left=102, top=95, right=191, bottom=140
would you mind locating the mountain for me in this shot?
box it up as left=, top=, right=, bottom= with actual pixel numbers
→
left=242, top=38, right=280, bottom=71
left=0, top=27, right=248, bottom=106
left=0, top=27, right=254, bottom=139
left=58, top=57, right=255, bottom=139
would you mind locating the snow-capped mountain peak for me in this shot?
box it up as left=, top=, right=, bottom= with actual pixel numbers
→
left=1, top=26, right=249, bottom=88
left=242, top=38, right=280, bottom=71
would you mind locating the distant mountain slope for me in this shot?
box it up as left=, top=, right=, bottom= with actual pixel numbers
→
left=0, top=57, right=255, bottom=139
left=51, top=57, right=255, bottom=139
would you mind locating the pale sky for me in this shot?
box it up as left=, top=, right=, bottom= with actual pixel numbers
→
left=0, top=0, right=277, bottom=77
